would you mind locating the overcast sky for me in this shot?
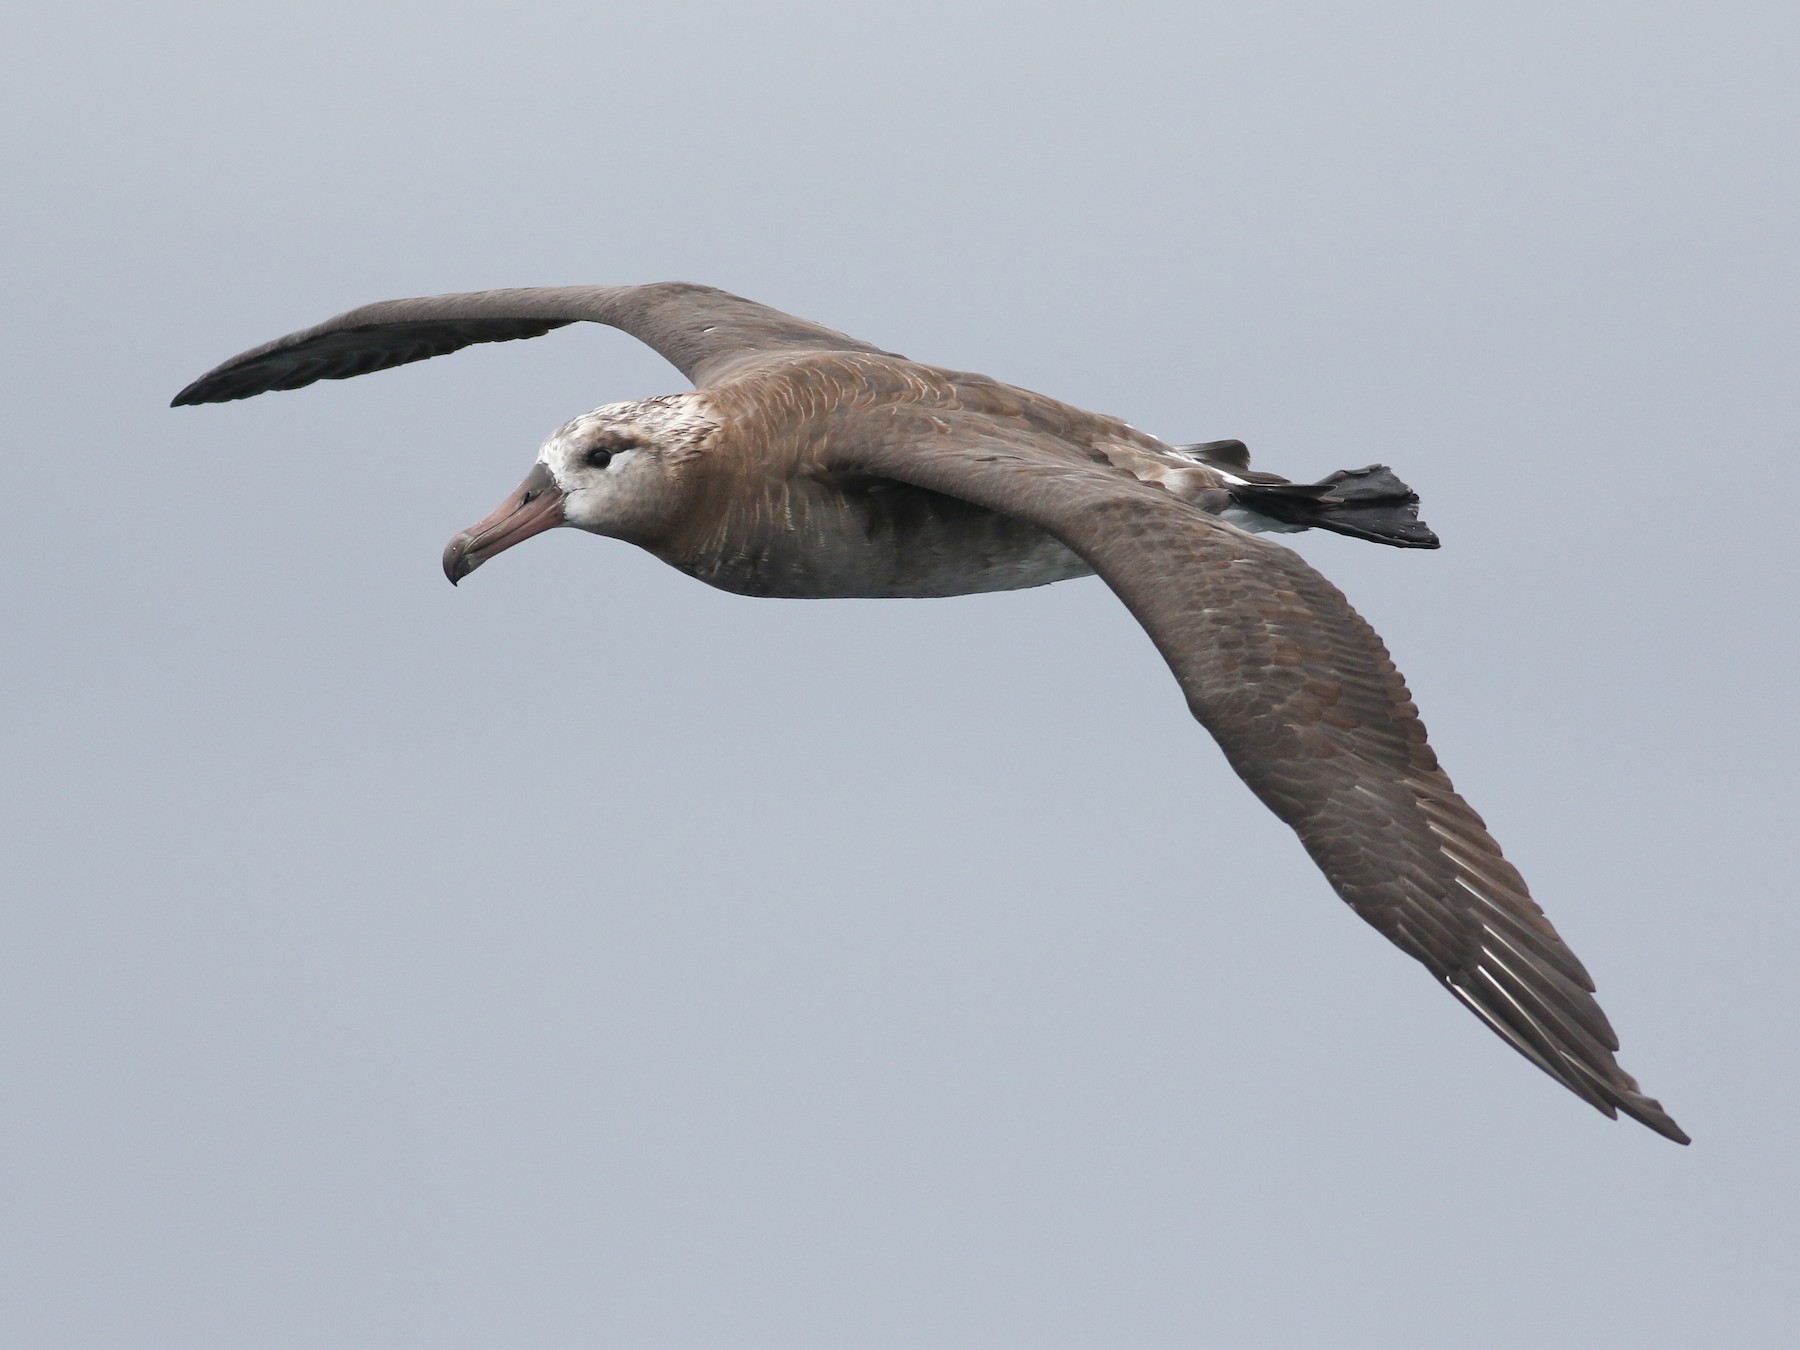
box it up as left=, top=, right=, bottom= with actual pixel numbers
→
left=4, top=2, right=1797, bottom=1346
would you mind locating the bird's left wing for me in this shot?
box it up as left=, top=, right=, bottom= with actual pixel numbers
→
left=172, top=283, right=893, bottom=405
left=833, top=404, right=1686, bottom=1142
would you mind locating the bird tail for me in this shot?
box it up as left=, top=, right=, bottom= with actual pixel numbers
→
left=1228, top=464, right=1441, bottom=549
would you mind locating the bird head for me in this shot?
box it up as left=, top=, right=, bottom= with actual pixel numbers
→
left=441, top=394, right=716, bottom=583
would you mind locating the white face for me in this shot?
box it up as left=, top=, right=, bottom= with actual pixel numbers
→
left=539, top=394, right=717, bottom=541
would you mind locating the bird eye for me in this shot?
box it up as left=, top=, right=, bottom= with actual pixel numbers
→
left=584, top=447, right=615, bottom=470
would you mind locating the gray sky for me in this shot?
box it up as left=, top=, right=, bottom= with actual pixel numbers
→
left=5, top=1, right=1797, bottom=1345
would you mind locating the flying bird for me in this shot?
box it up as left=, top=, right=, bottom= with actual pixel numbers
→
left=174, top=282, right=1687, bottom=1142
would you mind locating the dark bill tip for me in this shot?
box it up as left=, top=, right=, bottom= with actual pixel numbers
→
left=442, top=534, right=475, bottom=585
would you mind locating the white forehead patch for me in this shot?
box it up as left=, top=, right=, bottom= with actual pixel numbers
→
left=538, top=392, right=719, bottom=468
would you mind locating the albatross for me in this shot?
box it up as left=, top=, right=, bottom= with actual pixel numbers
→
left=174, top=282, right=1687, bottom=1143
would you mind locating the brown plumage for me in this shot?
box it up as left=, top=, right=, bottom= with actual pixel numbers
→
left=174, top=282, right=1687, bottom=1142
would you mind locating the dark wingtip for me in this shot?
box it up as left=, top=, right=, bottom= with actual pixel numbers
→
left=171, top=374, right=225, bottom=407
left=1623, top=1096, right=1691, bottom=1145
left=1584, top=1059, right=1689, bottom=1144
left=1394, top=521, right=1442, bottom=549
left=1590, top=1052, right=1689, bottom=1144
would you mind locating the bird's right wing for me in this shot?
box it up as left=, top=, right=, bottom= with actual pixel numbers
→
left=836, top=404, right=1686, bottom=1142
left=172, top=283, right=894, bottom=405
